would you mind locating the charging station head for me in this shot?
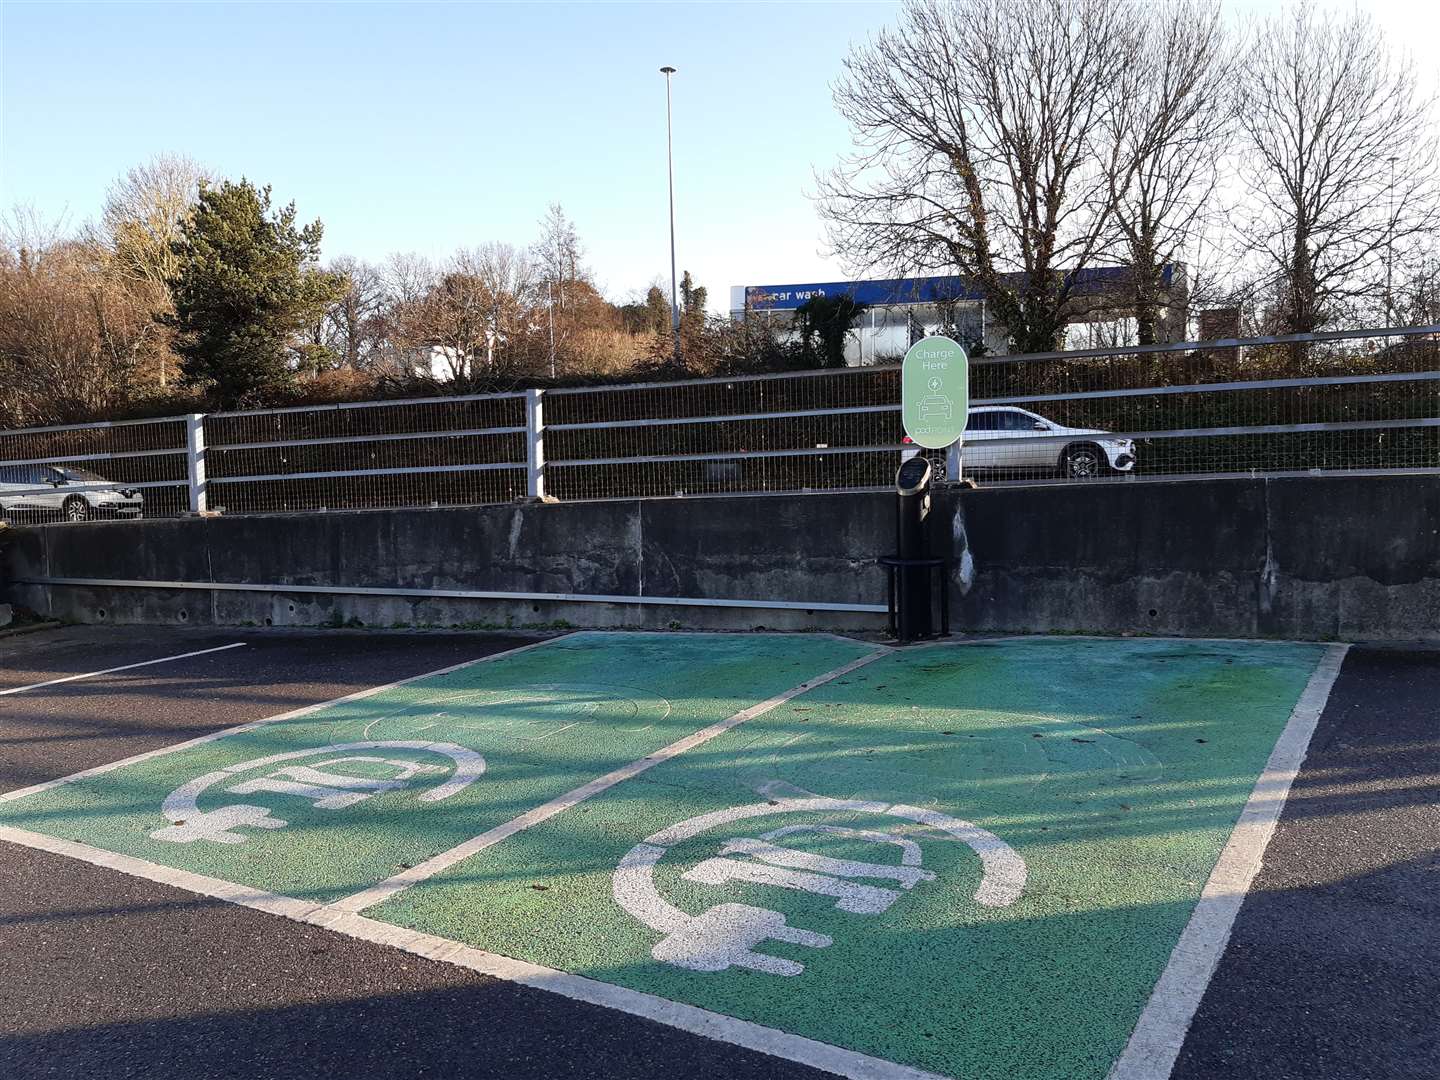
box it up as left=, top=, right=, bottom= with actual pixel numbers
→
left=896, top=455, right=931, bottom=496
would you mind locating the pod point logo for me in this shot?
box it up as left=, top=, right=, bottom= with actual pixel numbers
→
left=613, top=796, right=1025, bottom=977
left=151, top=740, right=485, bottom=845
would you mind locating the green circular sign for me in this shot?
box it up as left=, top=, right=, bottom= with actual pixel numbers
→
left=902, top=335, right=969, bottom=449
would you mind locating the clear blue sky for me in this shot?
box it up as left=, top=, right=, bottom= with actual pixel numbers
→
left=1, top=1, right=896, bottom=309
left=3, top=1, right=1434, bottom=312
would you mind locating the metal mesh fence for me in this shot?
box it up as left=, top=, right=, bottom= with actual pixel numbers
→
left=0, top=327, right=1435, bottom=524
left=204, top=394, right=527, bottom=514
left=545, top=367, right=903, bottom=499
left=0, top=416, right=189, bottom=523
left=962, top=333, right=1439, bottom=483
left=545, top=331, right=1439, bottom=494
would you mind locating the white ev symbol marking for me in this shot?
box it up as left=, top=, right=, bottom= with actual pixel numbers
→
left=613, top=797, right=1025, bottom=977
left=151, top=740, right=485, bottom=845
left=688, top=826, right=936, bottom=914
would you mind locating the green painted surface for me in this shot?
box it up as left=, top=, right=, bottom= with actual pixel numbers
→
left=902, top=335, right=969, bottom=448
left=370, top=638, right=1325, bottom=1080
left=0, top=633, right=871, bottom=902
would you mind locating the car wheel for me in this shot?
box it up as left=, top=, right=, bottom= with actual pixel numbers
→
left=1061, top=443, right=1108, bottom=479
left=62, top=495, right=91, bottom=522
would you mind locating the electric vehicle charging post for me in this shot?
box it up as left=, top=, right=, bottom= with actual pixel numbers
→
left=885, top=336, right=968, bottom=643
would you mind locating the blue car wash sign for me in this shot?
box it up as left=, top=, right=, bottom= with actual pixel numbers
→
left=902, top=335, right=969, bottom=449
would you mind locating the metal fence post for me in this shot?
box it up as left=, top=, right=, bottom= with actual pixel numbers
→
left=186, top=413, right=208, bottom=514
left=946, top=440, right=963, bottom=485
left=525, top=389, right=546, bottom=500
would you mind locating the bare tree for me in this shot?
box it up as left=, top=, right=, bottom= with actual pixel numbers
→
left=380, top=247, right=544, bottom=384
left=84, top=154, right=211, bottom=386
left=1237, top=4, right=1440, bottom=334
left=1103, top=0, right=1232, bottom=343
left=322, top=256, right=388, bottom=369
left=95, top=153, right=209, bottom=292
left=1396, top=245, right=1440, bottom=327
left=532, top=204, right=583, bottom=309
left=818, top=0, right=1134, bottom=353
left=383, top=252, right=437, bottom=311
left=467, top=242, right=538, bottom=371
left=376, top=253, right=440, bottom=378
left=419, top=267, right=486, bottom=383
left=531, top=205, right=589, bottom=373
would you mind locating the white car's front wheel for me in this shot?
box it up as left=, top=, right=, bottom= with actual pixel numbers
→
left=1060, top=443, right=1108, bottom=479
left=62, top=495, right=91, bottom=522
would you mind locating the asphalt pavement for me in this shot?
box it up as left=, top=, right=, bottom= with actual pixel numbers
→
left=0, top=627, right=535, bottom=794
left=1, top=628, right=1435, bottom=1080
left=0, top=626, right=831, bottom=1080
left=1172, top=645, right=1440, bottom=1080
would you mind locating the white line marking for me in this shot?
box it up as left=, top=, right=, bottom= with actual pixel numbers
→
left=0, top=825, right=329, bottom=921
left=329, top=915, right=951, bottom=1080
left=0, top=824, right=946, bottom=1080
left=1106, top=641, right=1350, bottom=1080
left=331, top=647, right=892, bottom=914
left=0, top=635, right=571, bottom=807
left=0, top=642, right=248, bottom=697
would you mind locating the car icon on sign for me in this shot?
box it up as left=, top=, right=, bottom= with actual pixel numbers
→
left=917, top=395, right=952, bottom=421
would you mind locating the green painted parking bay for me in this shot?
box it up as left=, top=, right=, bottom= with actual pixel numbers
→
left=369, top=638, right=1326, bottom=1080
left=0, top=633, right=872, bottom=902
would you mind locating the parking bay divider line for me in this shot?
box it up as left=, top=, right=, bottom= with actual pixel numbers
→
left=329, top=646, right=893, bottom=914
left=0, top=634, right=574, bottom=807
left=0, top=642, right=248, bottom=698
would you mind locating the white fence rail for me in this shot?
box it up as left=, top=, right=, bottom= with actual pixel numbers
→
left=1, top=325, right=1437, bottom=523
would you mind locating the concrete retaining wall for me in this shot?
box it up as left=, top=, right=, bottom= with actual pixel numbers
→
left=0, top=494, right=891, bottom=633
left=4, top=476, right=1437, bottom=640
left=948, top=477, right=1439, bottom=640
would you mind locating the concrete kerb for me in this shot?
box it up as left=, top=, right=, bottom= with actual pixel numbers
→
left=0, top=619, right=63, bottom=640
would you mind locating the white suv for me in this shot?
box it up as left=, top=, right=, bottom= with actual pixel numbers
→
left=962, top=406, right=1136, bottom=478
left=0, top=465, right=145, bottom=521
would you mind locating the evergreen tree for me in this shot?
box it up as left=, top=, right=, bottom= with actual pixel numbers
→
left=166, top=179, right=346, bottom=406
left=644, top=284, right=672, bottom=336
left=794, top=294, right=866, bottom=368
left=678, top=270, right=707, bottom=340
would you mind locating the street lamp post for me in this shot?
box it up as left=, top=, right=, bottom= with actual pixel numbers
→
left=1386, top=155, right=1398, bottom=327
left=660, top=65, right=681, bottom=364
